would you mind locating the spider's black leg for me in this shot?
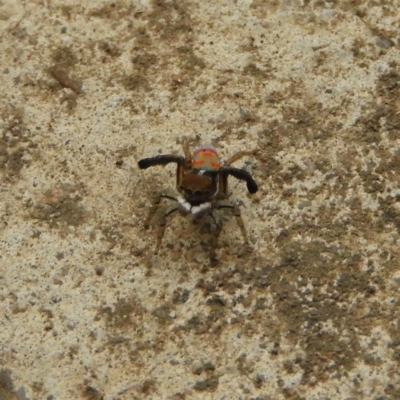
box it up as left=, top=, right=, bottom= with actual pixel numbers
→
left=219, top=167, right=258, bottom=196
left=138, top=155, right=186, bottom=189
left=138, top=155, right=185, bottom=169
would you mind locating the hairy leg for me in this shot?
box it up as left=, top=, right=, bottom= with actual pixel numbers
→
left=182, top=139, right=192, bottom=166
left=216, top=202, right=249, bottom=245
left=209, top=208, right=223, bottom=265
left=144, top=191, right=177, bottom=229
left=155, top=204, right=179, bottom=254
left=224, top=150, right=254, bottom=166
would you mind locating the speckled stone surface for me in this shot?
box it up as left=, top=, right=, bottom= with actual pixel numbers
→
left=1, top=1, right=400, bottom=399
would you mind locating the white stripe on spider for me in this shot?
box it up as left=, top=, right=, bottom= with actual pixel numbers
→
left=177, top=197, right=211, bottom=216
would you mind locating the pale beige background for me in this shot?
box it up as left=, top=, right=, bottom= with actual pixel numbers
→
left=1, top=0, right=400, bottom=399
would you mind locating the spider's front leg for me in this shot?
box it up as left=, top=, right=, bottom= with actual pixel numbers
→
left=216, top=202, right=249, bottom=246
left=143, top=192, right=177, bottom=229
left=154, top=204, right=179, bottom=254
left=211, top=201, right=252, bottom=260
left=209, top=200, right=251, bottom=264
left=209, top=208, right=223, bottom=266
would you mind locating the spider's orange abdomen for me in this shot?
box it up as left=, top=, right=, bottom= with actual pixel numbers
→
left=192, top=146, right=221, bottom=171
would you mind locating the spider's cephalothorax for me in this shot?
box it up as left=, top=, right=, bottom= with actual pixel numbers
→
left=138, top=140, right=258, bottom=263
left=177, top=145, right=221, bottom=218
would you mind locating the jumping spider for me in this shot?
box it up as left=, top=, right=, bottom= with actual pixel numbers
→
left=138, top=140, right=258, bottom=263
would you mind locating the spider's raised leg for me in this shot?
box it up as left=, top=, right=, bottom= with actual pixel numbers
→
left=138, top=154, right=186, bottom=189
left=219, top=166, right=258, bottom=198
left=155, top=204, right=179, bottom=254
left=218, top=149, right=258, bottom=198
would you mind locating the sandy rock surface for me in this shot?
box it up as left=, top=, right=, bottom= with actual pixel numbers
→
left=1, top=0, right=400, bottom=399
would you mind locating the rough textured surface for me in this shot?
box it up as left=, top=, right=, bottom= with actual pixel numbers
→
left=1, top=0, right=400, bottom=399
